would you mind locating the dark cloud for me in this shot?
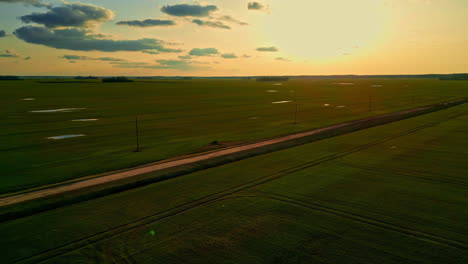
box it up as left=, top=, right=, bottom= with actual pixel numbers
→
left=0, top=30, right=6, bottom=37
left=192, top=19, right=230, bottom=29
left=161, top=4, right=217, bottom=17
left=14, top=26, right=182, bottom=53
left=19, top=2, right=114, bottom=28
left=113, top=59, right=208, bottom=71
left=248, top=2, right=264, bottom=10
left=0, top=49, right=21, bottom=58
left=242, top=54, right=252, bottom=58
left=218, top=15, right=248, bottom=26
left=61, top=55, right=125, bottom=62
left=0, top=0, right=50, bottom=8
left=142, top=50, right=159, bottom=55
left=221, top=53, right=238, bottom=59
left=0, top=49, right=30, bottom=60
left=178, top=55, right=192, bottom=60
left=116, top=19, right=176, bottom=27
left=275, top=57, right=289, bottom=61
left=256, top=46, right=279, bottom=52
left=189, top=48, right=219, bottom=56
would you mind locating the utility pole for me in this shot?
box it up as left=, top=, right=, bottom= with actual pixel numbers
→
left=135, top=116, right=140, bottom=152
left=294, top=103, right=298, bottom=125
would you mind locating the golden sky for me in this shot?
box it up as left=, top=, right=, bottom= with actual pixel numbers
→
left=0, top=0, right=467, bottom=76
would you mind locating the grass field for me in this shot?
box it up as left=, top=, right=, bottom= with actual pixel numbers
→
left=0, top=103, right=466, bottom=264
left=1, top=78, right=466, bottom=193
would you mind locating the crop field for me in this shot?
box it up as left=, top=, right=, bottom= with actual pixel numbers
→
left=1, top=78, right=466, bottom=194
left=0, top=102, right=466, bottom=264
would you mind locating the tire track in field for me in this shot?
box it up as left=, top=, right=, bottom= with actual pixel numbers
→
left=13, top=112, right=466, bottom=264
left=333, top=159, right=468, bottom=187
left=242, top=192, right=468, bottom=251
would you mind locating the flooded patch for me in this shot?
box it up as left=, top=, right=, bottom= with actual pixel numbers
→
left=249, top=117, right=260, bottom=120
left=267, top=90, right=278, bottom=93
left=337, top=105, right=346, bottom=108
left=272, top=101, right=292, bottom=104
left=371, top=84, right=383, bottom=87
left=21, top=98, right=35, bottom=101
left=333, top=83, right=354, bottom=86
left=324, top=104, right=331, bottom=107
left=71, top=119, right=99, bottom=122
left=47, top=134, right=85, bottom=140
left=273, top=83, right=283, bottom=86
left=290, top=90, right=295, bottom=93
left=30, top=108, right=85, bottom=113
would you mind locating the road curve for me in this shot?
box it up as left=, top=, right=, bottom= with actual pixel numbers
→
left=0, top=101, right=463, bottom=208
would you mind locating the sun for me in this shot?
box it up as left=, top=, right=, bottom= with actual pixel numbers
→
left=258, top=0, right=389, bottom=60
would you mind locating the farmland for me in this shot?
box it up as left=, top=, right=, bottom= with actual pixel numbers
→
left=0, top=98, right=466, bottom=264
left=1, top=78, right=466, bottom=194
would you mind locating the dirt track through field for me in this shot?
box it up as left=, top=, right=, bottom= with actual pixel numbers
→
left=12, top=110, right=468, bottom=264
left=0, top=102, right=463, bottom=209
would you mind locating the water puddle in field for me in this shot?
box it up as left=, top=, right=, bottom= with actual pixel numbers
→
left=371, top=84, right=383, bottom=87
left=324, top=104, right=331, bottom=107
left=273, top=83, right=283, bottom=86
left=272, top=101, right=292, bottom=104
left=337, top=105, right=346, bottom=108
left=21, top=98, right=35, bottom=101
left=47, top=134, right=85, bottom=140
left=30, top=108, right=85, bottom=113
left=333, top=83, right=354, bottom=86
left=267, top=90, right=278, bottom=93
left=249, top=117, right=260, bottom=120
left=71, top=119, right=99, bottom=122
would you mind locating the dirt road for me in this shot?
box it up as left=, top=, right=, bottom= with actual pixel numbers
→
left=0, top=101, right=463, bottom=208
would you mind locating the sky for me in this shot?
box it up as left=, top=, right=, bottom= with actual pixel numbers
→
left=0, top=0, right=467, bottom=76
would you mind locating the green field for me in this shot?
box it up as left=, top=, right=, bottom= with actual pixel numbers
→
left=0, top=101, right=466, bottom=263
left=1, top=78, right=466, bottom=193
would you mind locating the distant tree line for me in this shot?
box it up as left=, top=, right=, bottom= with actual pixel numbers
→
left=439, top=74, right=468, bottom=81
left=102, top=77, right=134, bottom=83
left=256, top=76, right=290, bottom=82
left=75, top=76, right=98, bottom=80
left=0, top=76, right=22, bottom=81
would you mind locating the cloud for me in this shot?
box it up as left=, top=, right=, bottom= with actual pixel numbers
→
left=110, top=61, right=149, bottom=66
left=242, top=54, right=252, bottom=58
left=142, top=50, right=159, bottom=55
left=218, top=15, right=248, bottom=26
left=275, top=57, right=289, bottom=61
left=61, top=55, right=125, bottom=62
left=116, top=19, right=176, bottom=28
left=0, top=49, right=21, bottom=58
left=0, top=30, right=6, bottom=37
left=14, top=26, right=182, bottom=53
left=248, top=2, right=264, bottom=10
left=19, top=2, right=114, bottom=29
left=189, top=48, right=219, bottom=56
left=0, top=0, right=50, bottom=8
left=161, top=4, right=217, bottom=17
left=0, top=49, right=30, bottom=60
left=221, top=53, right=238, bottom=59
left=113, top=59, right=208, bottom=71
left=178, top=55, right=192, bottom=60
left=256, top=46, right=279, bottom=52
left=192, top=19, right=230, bottom=29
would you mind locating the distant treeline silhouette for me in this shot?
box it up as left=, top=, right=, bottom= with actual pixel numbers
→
left=75, top=76, right=98, bottom=80
left=0, top=76, right=22, bottom=81
left=102, top=77, right=134, bottom=83
left=439, top=74, right=468, bottom=81
left=256, top=76, right=290, bottom=82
